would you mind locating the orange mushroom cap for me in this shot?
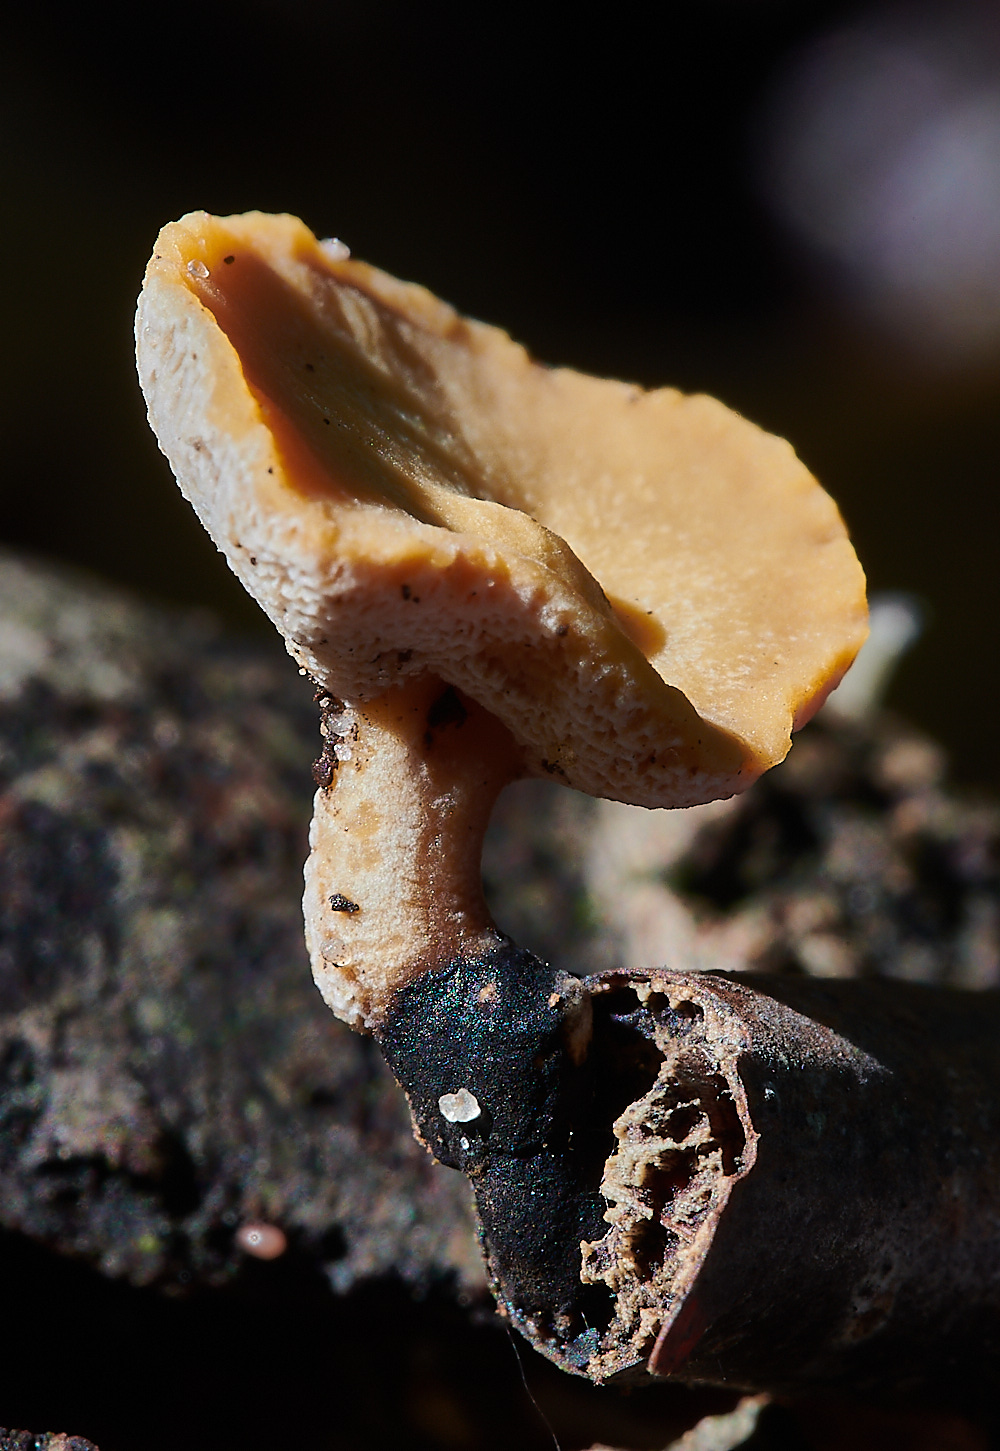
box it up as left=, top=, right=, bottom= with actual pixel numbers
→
left=136, top=210, right=867, bottom=809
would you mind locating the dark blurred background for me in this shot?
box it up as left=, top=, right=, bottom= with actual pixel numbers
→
left=4, top=0, right=999, bottom=787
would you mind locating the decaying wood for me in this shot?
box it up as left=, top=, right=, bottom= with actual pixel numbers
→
left=578, top=970, right=1000, bottom=1396
left=378, top=949, right=1000, bottom=1406
left=4, top=549, right=1000, bottom=1446
left=0, top=550, right=735, bottom=1449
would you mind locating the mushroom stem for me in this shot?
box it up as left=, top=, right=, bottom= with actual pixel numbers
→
left=303, top=676, right=523, bottom=1030
left=302, top=673, right=623, bottom=1350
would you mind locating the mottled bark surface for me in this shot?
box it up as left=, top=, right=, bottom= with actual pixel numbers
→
left=0, top=550, right=479, bottom=1297
left=2, top=550, right=999, bottom=1449
left=0, top=1435, right=99, bottom=1451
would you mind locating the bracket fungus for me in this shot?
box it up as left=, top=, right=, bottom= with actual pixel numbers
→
left=135, top=210, right=895, bottom=1387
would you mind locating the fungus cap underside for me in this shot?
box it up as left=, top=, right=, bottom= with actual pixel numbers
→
left=136, top=210, right=867, bottom=809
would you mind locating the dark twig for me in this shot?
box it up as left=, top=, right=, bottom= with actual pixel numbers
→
left=380, top=956, right=1000, bottom=1408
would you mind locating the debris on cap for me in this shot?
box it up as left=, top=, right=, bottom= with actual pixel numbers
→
left=136, top=211, right=867, bottom=811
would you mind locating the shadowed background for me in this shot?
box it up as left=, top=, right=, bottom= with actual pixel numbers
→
left=3, top=0, right=999, bottom=786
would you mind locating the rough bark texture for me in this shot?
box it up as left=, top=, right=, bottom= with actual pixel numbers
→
left=580, top=972, right=1000, bottom=1397
left=0, top=550, right=729, bottom=1450
left=3, top=549, right=1000, bottom=1449
left=376, top=951, right=1000, bottom=1403
left=484, top=708, right=998, bottom=995
left=0, top=1436, right=99, bottom=1451
left=0, top=549, right=480, bottom=1298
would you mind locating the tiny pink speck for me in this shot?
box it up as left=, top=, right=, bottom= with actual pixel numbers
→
left=236, top=1222, right=287, bottom=1260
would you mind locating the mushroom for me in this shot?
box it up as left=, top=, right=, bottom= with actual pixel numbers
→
left=135, top=210, right=867, bottom=1380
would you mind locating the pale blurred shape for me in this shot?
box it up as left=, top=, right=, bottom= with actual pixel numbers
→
left=760, top=6, right=1000, bottom=361
left=824, top=593, right=923, bottom=724
left=586, top=1394, right=768, bottom=1450
left=663, top=1395, right=770, bottom=1451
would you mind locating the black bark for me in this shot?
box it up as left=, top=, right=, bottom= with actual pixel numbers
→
left=379, top=955, right=1000, bottom=1408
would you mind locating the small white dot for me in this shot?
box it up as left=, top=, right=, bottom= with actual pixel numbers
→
left=186, top=259, right=210, bottom=279
left=320, top=237, right=351, bottom=262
